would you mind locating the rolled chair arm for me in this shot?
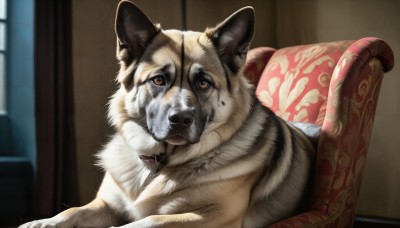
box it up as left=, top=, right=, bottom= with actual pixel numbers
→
left=244, top=47, right=276, bottom=85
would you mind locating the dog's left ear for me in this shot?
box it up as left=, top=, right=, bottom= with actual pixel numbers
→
left=206, top=7, right=255, bottom=74
left=115, top=1, right=160, bottom=65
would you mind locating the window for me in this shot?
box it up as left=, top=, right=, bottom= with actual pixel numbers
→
left=0, top=1, right=34, bottom=220
left=0, top=0, right=6, bottom=114
left=0, top=0, right=35, bottom=161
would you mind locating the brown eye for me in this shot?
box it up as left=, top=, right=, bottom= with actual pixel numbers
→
left=198, top=80, right=210, bottom=90
left=151, top=75, right=166, bottom=86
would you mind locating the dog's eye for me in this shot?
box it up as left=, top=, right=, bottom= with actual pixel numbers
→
left=151, top=75, right=166, bottom=86
left=197, top=79, right=211, bottom=90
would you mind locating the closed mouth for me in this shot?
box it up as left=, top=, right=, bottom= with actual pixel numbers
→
left=150, top=131, right=189, bottom=145
left=166, top=135, right=188, bottom=145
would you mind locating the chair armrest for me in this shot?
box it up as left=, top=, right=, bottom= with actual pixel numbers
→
left=309, top=37, right=394, bottom=226
left=269, top=210, right=330, bottom=228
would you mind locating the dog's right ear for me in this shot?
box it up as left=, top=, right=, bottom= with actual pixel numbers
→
left=115, top=1, right=160, bottom=65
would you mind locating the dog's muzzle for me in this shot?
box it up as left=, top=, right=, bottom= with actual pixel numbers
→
left=147, top=105, right=203, bottom=146
left=162, top=108, right=196, bottom=145
left=168, top=109, right=194, bottom=129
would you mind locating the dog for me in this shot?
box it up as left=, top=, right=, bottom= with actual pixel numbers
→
left=21, top=1, right=316, bottom=227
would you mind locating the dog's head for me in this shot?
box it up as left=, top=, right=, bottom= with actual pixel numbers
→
left=111, top=1, right=254, bottom=146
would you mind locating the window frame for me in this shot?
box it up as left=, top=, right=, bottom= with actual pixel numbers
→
left=0, top=0, right=36, bottom=164
left=0, top=0, right=7, bottom=115
left=0, top=0, right=9, bottom=154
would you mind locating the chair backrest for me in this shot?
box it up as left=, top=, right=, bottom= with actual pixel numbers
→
left=255, top=41, right=352, bottom=125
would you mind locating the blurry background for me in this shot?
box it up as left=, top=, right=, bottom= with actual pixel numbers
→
left=0, top=0, right=399, bottom=226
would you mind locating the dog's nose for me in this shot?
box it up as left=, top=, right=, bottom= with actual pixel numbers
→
left=168, top=110, right=194, bottom=128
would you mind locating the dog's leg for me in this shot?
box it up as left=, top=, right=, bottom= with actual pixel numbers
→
left=114, top=212, right=241, bottom=228
left=19, top=198, right=117, bottom=228
left=114, top=213, right=208, bottom=228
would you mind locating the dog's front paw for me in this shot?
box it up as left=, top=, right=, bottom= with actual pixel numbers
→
left=19, top=219, right=56, bottom=228
left=19, top=217, right=71, bottom=228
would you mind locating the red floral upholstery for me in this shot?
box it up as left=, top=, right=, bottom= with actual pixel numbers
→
left=244, top=37, right=394, bottom=227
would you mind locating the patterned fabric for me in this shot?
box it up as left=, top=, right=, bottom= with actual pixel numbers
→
left=244, top=37, right=394, bottom=228
left=244, top=47, right=276, bottom=85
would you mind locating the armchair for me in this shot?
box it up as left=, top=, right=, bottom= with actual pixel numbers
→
left=244, top=37, right=394, bottom=227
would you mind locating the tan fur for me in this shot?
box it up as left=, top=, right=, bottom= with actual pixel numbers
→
left=20, top=2, right=315, bottom=228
